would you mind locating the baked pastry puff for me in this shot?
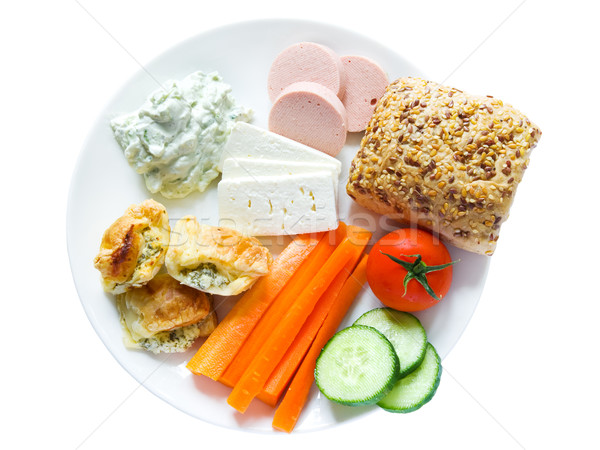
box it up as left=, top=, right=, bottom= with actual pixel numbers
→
left=116, top=273, right=217, bottom=353
left=94, top=199, right=170, bottom=294
left=166, top=216, right=273, bottom=296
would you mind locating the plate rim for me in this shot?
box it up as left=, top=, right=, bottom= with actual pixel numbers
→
left=66, top=17, right=488, bottom=434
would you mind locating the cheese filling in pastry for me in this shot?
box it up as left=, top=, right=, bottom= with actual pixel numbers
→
left=94, top=199, right=170, bottom=294
left=166, top=216, right=273, bottom=296
left=116, top=273, right=217, bottom=354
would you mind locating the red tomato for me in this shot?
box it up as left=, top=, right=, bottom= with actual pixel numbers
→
left=366, top=228, right=457, bottom=312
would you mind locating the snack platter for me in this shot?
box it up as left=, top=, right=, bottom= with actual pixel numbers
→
left=67, top=20, right=499, bottom=432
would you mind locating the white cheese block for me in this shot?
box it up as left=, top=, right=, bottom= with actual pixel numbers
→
left=218, top=122, right=342, bottom=176
left=221, top=157, right=340, bottom=196
left=218, top=171, right=338, bottom=236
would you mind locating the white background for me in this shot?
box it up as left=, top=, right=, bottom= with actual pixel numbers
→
left=2, top=0, right=599, bottom=448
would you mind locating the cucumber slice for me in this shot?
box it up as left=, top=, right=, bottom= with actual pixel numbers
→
left=315, top=325, right=400, bottom=406
left=354, top=308, right=427, bottom=378
left=377, top=342, right=442, bottom=413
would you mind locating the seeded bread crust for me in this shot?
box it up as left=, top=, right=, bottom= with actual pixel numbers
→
left=346, top=77, right=541, bottom=255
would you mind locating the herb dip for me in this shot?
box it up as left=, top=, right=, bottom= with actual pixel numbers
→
left=111, top=71, right=252, bottom=198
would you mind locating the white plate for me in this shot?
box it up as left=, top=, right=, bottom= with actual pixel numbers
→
left=67, top=19, right=490, bottom=433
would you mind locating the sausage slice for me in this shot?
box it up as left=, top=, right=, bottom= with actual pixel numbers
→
left=268, top=42, right=346, bottom=103
left=269, top=81, right=347, bottom=157
left=340, top=55, right=389, bottom=132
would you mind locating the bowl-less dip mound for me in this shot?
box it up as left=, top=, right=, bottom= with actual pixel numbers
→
left=111, top=71, right=252, bottom=199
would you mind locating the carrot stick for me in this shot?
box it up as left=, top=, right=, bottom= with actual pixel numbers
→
left=257, top=246, right=363, bottom=406
left=271, top=254, right=369, bottom=432
left=186, top=232, right=324, bottom=380
left=227, top=226, right=371, bottom=413
left=219, top=224, right=347, bottom=387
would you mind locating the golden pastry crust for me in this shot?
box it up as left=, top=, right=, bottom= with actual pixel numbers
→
left=117, top=273, right=213, bottom=338
left=166, top=216, right=273, bottom=295
left=346, top=77, right=541, bottom=255
left=116, top=273, right=217, bottom=352
left=94, top=199, right=170, bottom=293
left=195, top=310, right=218, bottom=337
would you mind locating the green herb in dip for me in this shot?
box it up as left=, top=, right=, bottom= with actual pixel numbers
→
left=111, top=71, right=252, bottom=198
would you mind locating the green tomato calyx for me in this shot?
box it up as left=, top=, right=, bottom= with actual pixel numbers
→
left=380, top=252, right=459, bottom=301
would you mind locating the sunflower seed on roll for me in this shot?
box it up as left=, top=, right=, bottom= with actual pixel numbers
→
left=346, top=77, right=541, bottom=255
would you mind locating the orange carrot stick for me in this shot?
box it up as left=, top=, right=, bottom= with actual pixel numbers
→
left=219, top=224, right=346, bottom=387
left=227, top=226, right=371, bottom=413
left=257, top=247, right=363, bottom=406
left=186, top=233, right=323, bottom=380
left=272, top=254, right=369, bottom=433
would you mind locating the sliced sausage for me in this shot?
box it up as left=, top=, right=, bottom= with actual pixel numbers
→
left=340, top=55, right=389, bottom=132
left=269, top=81, right=347, bottom=157
left=268, top=42, right=346, bottom=103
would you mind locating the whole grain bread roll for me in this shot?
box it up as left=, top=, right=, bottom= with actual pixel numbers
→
left=346, top=77, right=541, bottom=255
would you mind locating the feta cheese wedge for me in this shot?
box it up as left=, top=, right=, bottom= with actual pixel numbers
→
left=218, top=122, right=342, bottom=176
left=218, top=172, right=338, bottom=236
left=221, top=157, right=340, bottom=196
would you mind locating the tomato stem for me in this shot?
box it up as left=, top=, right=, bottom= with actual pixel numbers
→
left=380, top=252, right=460, bottom=301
